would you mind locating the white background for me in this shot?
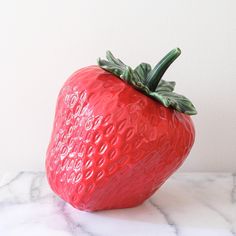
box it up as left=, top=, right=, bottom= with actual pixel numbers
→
left=0, top=0, right=235, bottom=172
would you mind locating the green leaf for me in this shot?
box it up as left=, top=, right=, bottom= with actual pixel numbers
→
left=106, top=51, right=126, bottom=67
left=134, top=63, right=152, bottom=83
left=155, top=80, right=176, bottom=92
left=97, top=50, right=197, bottom=115
left=150, top=90, right=197, bottom=115
left=98, top=51, right=128, bottom=79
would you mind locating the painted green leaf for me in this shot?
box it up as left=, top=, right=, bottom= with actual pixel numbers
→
left=134, top=63, right=152, bottom=83
left=155, top=80, right=176, bottom=92
left=97, top=50, right=197, bottom=115
left=150, top=90, right=197, bottom=115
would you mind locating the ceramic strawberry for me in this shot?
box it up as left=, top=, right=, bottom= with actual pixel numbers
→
left=46, top=48, right=196, bottom=211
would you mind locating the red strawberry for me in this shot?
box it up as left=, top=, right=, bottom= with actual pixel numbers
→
left=46, top=48, right=196, bottom=211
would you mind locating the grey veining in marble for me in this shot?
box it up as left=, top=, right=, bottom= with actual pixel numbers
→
left=0, top=172, right=235, bottom=236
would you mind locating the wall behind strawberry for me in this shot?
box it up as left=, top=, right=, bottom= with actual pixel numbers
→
left=0, top=0, right=235, bottom=172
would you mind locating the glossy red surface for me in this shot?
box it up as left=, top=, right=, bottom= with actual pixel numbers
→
left=45, top=66, right=195, bottom=211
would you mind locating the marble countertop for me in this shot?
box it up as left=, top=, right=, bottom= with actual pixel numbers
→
left=0, top=172, right=235, bottom=236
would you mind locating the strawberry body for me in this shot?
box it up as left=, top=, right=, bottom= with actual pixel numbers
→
left=46, top=65, right=195, bottom=211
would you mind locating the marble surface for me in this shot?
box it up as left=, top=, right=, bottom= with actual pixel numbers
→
left=0, top=172, right=235, bottom=236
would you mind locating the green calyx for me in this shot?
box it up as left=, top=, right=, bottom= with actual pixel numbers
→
left=97, top=48, right=197, bottom=115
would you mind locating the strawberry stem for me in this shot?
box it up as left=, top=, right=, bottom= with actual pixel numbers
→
left=145, top=48, right=181, bottom=91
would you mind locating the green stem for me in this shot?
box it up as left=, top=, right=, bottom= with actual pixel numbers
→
left=145, top=48, right=181, bottom=91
